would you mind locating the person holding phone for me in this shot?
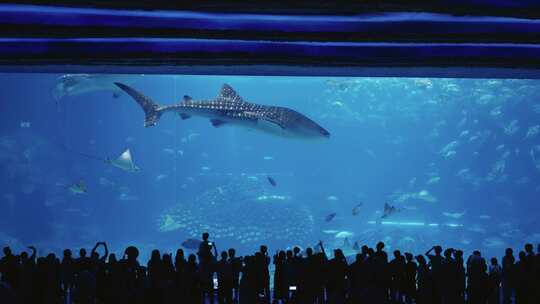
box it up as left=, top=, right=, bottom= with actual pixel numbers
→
left=198, top=232, right=218, bottom=303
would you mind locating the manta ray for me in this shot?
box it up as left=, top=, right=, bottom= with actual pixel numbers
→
left=115, top=82, right=330, bottom=139
left=52, top=74, right=141, bottom=101
left=105, top=148, right=140, bottom=172
left=56, top=180, right=87, bottom=195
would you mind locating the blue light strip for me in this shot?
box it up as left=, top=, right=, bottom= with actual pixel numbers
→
left=1, top=4, right=540, bottom=75
left=1, top=4, right=540, bottom=36
left=1, top=38, right=539, bottom=59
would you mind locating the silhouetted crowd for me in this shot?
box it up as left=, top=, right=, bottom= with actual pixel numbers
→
left=1, top=232, right=540, bottom=304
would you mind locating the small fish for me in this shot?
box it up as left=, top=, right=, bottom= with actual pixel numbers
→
left=327, top=196, right=339, bottom=201
left=335, top=231, right=354, bottom=238
left=325, top=212, right=337, bottom=222
left=155, top=174, right=168, bottom=182
left=118, top=193, right=139, bottom=201
left=442, top=211, right=466, bottom=219
left=20, top=121, right=31, bottom=128
left=163, top=148, right=175, bottom=155
left=68, top=180, right=87, bottom=195
left=267, top=176, right=277, bottom=187
left=381, top=203, right=398, bottom=219
left=352, top=202, right=363, bottom=216
left=322, top=229, right=339, bottom=234
left=99, top=177, right=115, bottom=187
left=426, top=176, right=441, bottom=185
left=182, top=238, right=202, bottom=249
left=526, top=125, right=539, bottom=139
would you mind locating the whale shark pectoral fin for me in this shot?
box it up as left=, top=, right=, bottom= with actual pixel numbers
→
left=263, top=117, right=286, bottom=129
left=218, top=84, right=244, bottom=103
left=210, top=119, right=226, bottom=127
left=179, top=113, right=191, bottom=120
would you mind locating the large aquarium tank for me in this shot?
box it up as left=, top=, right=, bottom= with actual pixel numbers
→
left=1, top=74, right=539, bottom=261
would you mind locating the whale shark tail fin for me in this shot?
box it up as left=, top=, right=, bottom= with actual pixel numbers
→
left=115, top=82, right=162, bottom=127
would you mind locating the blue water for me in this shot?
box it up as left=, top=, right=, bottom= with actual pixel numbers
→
left=1, top=74, right=539, bottom=262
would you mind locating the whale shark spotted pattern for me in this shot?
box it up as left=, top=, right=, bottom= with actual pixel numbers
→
left=115, top=82, right=330, bottom=139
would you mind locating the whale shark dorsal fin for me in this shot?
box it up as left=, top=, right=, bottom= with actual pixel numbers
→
left=183, top=95, right=192, bottom=102
left=218, top=84, right=244, bottom=103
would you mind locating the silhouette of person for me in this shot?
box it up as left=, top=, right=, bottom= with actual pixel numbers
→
left=487, top=257, right=502, bottom=304
left=19, top=246, right=37, bottom=304
left=440, top=248, right=458, bottom=304
left=228, top=248, right=242, bottom=303
left=197, top=232, right=217, bottom=304
left=403, top=252, right=417, bottom=304
left=348, top=253, right=366, bottom=303
left=416, top=255, right=433, bottom=304
left=217, top=251, right=233, bottom=304
left=0, top=246, right=19, bottom=291
left=326, top=248, right=348, bottom=304
left=373, top=242, right=390, bottom=302
left=161, top=253, right=175, bottom=303
left=425, top=245, right=444, bottom=304
left=61, top=248, right=75, bottom=301
left=302, top=247, right=318, bottom=303
left=389, top=250, right=405, bottom=303
left=185, top=254, right=202, bottom=304
left=174, top=248, right=186, bottom=301
left=257, top=245, right=271, bottom=303
left=147, top=249, right=163, bottom=303
left=453, top=249, right=466, bottom=303
left=273, top=250, right=288, bottom=304
left=524, top=243, right=536, bottom=303
left=119, top=246, right=140, bottom=303
left=466, top=250, right=488, bottom=304
left=501, top=248, right=515, bottom=304
left=239, top=255, right=257, bottom=304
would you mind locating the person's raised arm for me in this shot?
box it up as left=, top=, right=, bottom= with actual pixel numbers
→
left=100, top=242, right=109, bottom=262
left=319, top=241, right=328, bottom=260
left=28, top=246, right=37, bottom=261
left=91, top=242, right=100, bottom=257
left=425, top=246, right=434, bottom=256
left=213, top=243, right=218, bottom=258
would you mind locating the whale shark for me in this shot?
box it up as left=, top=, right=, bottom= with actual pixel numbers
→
left=115, top=82, right=330, bottom=139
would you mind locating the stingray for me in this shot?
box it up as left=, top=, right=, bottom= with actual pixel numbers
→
left=54, top=142, right=140, bottom=173
left=56, top=179, right=87, bottom=195
left=105, top=148, right=140, bottom=172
